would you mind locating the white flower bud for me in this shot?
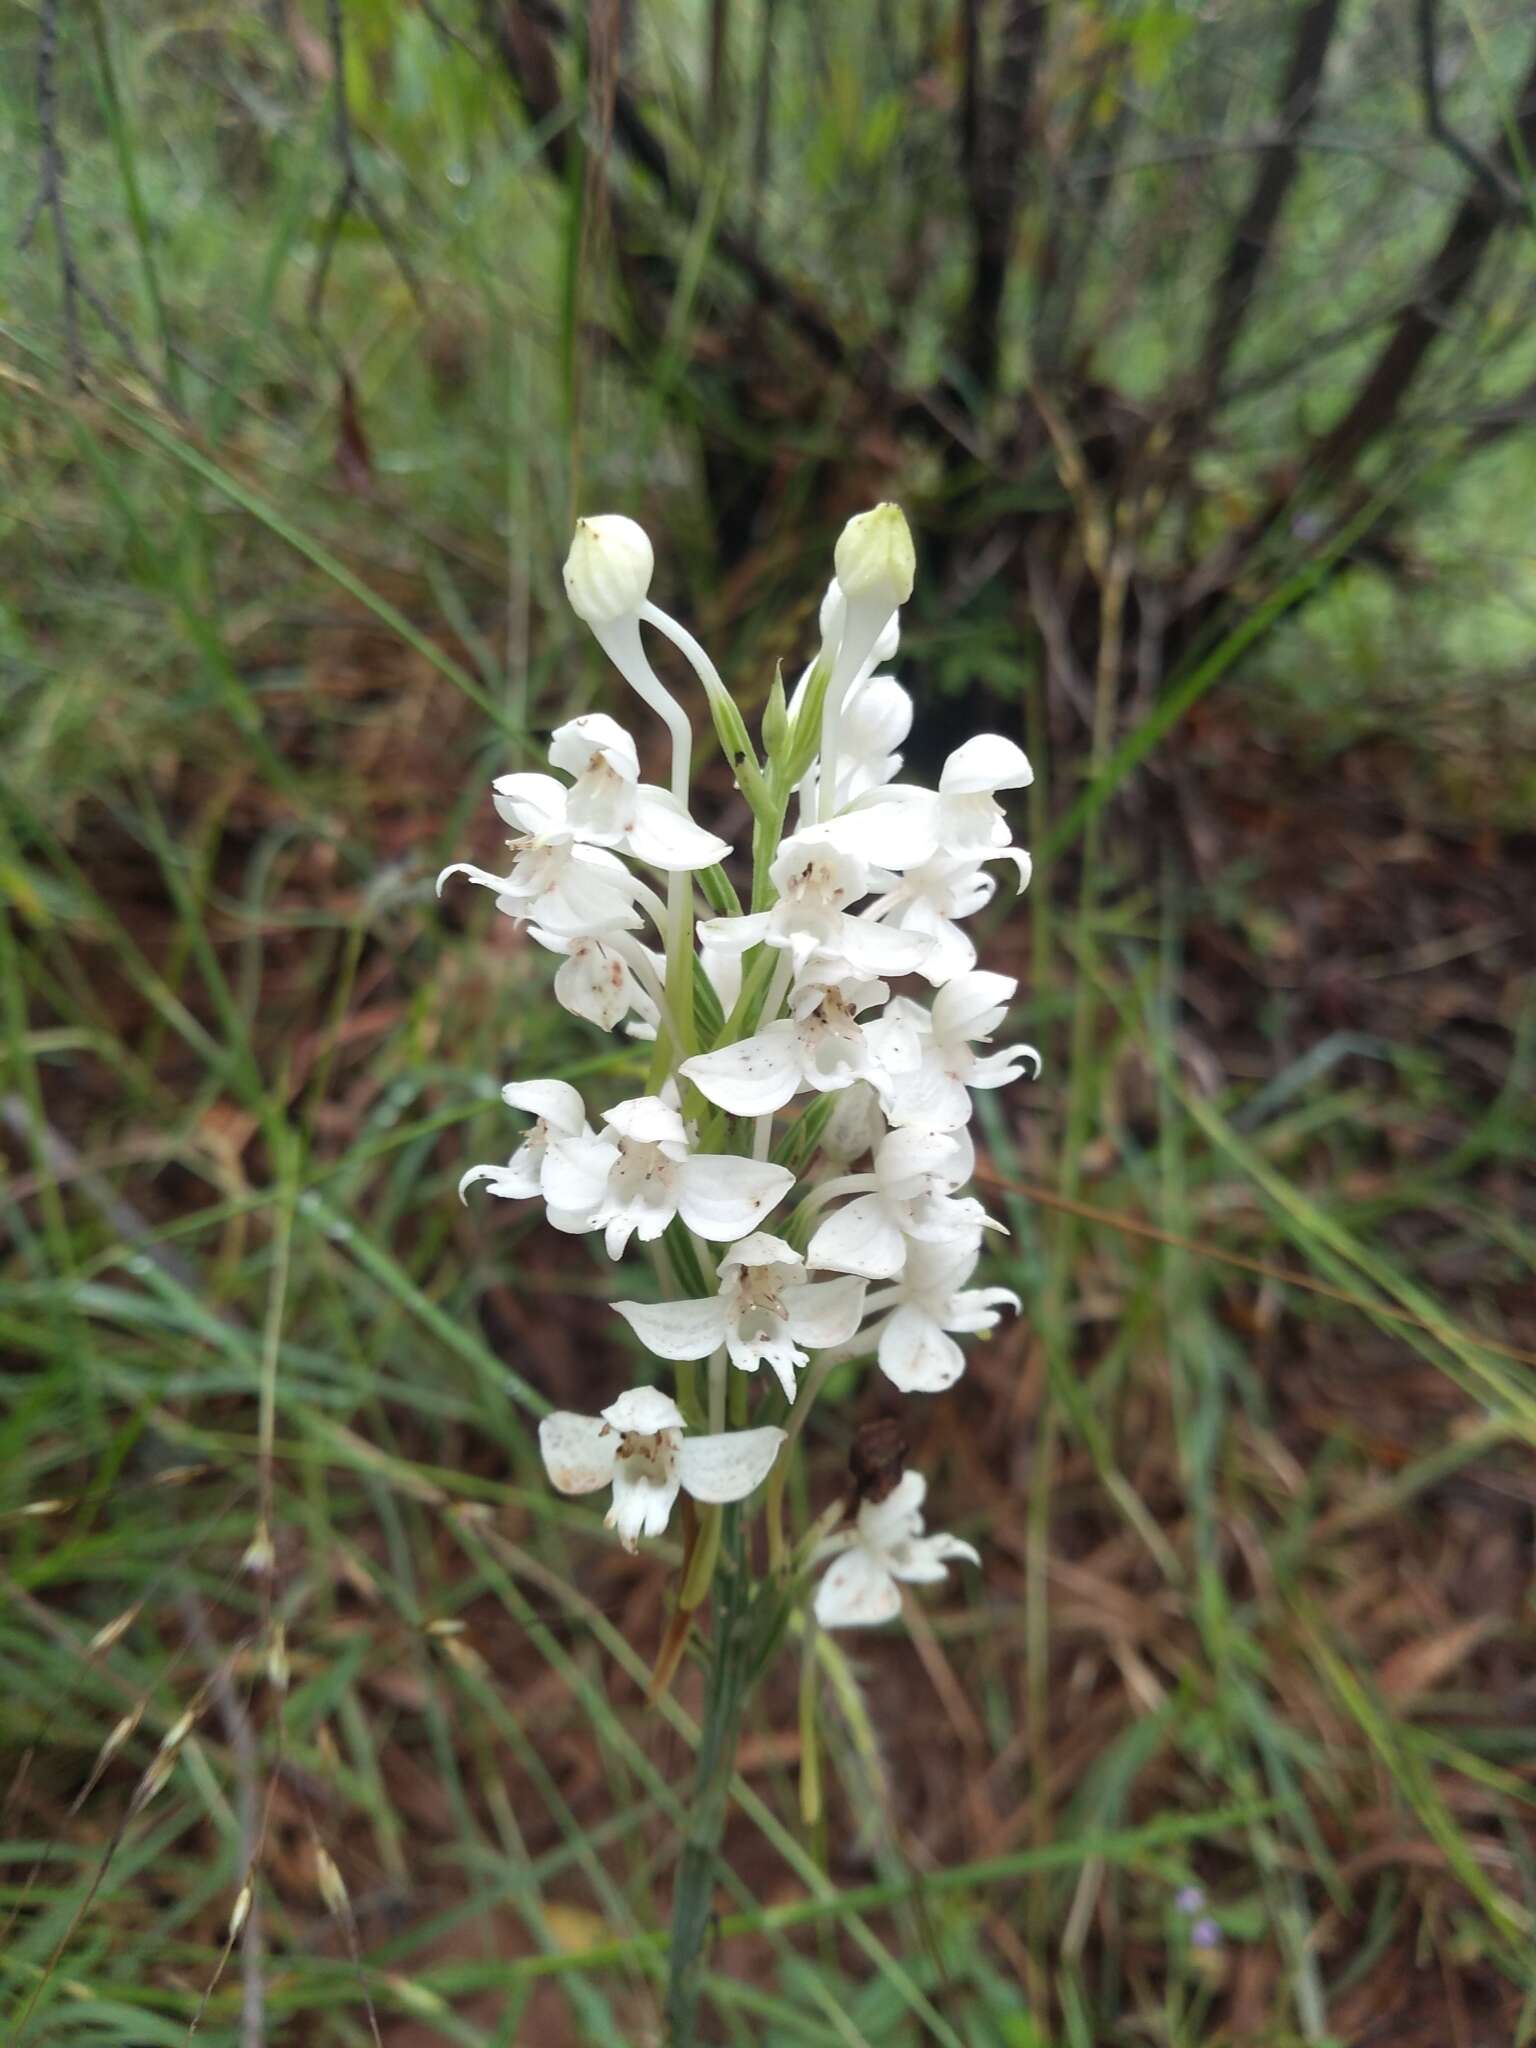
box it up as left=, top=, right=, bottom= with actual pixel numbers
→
left=563, top=515, right=655, bottom=625
left=832, top=504, right=915, bottom=612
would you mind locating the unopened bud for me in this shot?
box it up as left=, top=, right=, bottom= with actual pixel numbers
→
left=832, top=504, right=915, bottom=612
left=266, top=1622, right=289, bottom=1695
left=228, top=1884, right=253, bottom=1940
left=99, top=1706, right=144, bottom=1765
left=88, top=1604, right=142, bottom=1656
left=315, top=1845, right=350, bottom=1917
left=242, top=1524, right=275, bottom=1577
left=562, top=515, right=654, bottom=626
left=443, top=1637, right=487, bottom=1679
left=159, top=1708, right=196, bottom=1755
left=129, top=1753, right=174, bottom=1817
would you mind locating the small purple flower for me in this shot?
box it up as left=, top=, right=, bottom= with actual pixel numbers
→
left=1190, top=1916, right=1222, bottom=1951
left=1174, top=1885, right=1206, bottom=1916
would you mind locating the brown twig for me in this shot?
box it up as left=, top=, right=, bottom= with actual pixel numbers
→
left=1417, top=0, right=1520, bottom=212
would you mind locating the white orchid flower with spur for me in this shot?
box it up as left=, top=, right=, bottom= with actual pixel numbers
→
left=614, top=1232, right=866, bottom=1402
left=813, top=1470, right=979, bottom=1627
left=540, top=1387, right=785, bottom=1552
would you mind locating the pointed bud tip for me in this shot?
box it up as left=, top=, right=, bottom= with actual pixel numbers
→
left=833, top=503, right=915, bottom=608
left=563, top=514, right=655, bottom=625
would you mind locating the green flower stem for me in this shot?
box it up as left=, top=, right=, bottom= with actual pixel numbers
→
left=679, top=1502, right=722, bottom=1610
left=610, top=931, right=685, bottom=1053
left=663, top=868, right=696, bottom=1060
left=750, top=796, right=788, bottom=913
left=665, top=1508, right=752, bottom=2042
left=765, top=1346, right=846, bottom=1571
left=707, top=1343, right=728, bottom=1434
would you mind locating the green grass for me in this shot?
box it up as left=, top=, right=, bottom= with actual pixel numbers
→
left=4, top=3, right=1536, bottom=2042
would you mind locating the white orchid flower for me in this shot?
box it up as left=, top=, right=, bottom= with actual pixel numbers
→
left=866, top=971, right=1039, bottom=1130
left=680, top=967, right=906, bottom=1116
left=806, top=1125, right=998, bottom=1280
left=540, top=1093, right=797, bottom=1258
left=819, top=734, right=1033, bottom=877
left=864, top=847, right=1030, bottom=986
left=493, top=715, right=730, bottom=872
left=457, top=1079, right=598, bottom=1233
left=813, top=1470, right=979, bottom=1627
left=697, top=827, right=929, bottom=982
left=862, top=1237, right=1021, bottom=1393
left=613, top=1233, right=866, bottom=1401
left=539, top=1386, right=785, bottom=1552
left=529, top=926, right=661, bottom=1037
left=437, top=833, right=643, bottom=940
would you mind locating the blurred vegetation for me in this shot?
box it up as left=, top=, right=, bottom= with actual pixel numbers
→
left=2, top=2, right=1534, bottom=2043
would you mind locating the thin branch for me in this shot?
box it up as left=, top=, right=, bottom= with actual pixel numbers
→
left=746, top=0, right=781, bottom=249
left=1310, top=31, right=1536, bottom=481
left=307, top=0, right=424, bottom=332
left=1417, top=0, right=1520, bottom=210
left=1196, top=0, right=1345, bottom=398
left=959, top=0, right=1046, bottom=404
left=22, top=0, right=82, bottom=385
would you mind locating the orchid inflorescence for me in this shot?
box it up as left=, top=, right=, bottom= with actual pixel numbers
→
left=446, top=505, right=1036, bottom=1630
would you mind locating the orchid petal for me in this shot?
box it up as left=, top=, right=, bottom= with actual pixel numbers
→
left=859, top=1469, right=928, bottom=1544
left=877, top=1304, right=966, bottom=1393
left=602, top=1386, right=686, bottom=1432
left=548, top=713, right=640, bottom=782
left=492, top=772, right=569, bottom=835
left=786, top=1274, right=867, bottom=1349
left=675, top=1426, right=785, bottom=1504
left=606, top=1459, right=681, bottom=1549
left=835, top=915, right=931, bottom=978
left=625, top=786, right=733, bottom=870
left=603, top=1095, right=690, bottom=1147
left=807, top=1193, right=906, bottom=1279
left=611, top=1295, right=729, bottom=1361
left=718, top=1231, right=802, bottom=1273
left=436, top=860, right=512, bottom=899
left=501, top=1078, right=587, bottom=1132
left=968, top=1043, right=1041, bottom=1089
left=457, top=1160, right=533, bottom=1203
left=939, top=734, right=1033, bottom=796
left=538, top=1413, right=618, bottom=1495
left=540, top=1131, right=618, bottom=1217
left=680, top=1026, right=802, bottom=1115
left=814, top=1546, right=902, bottom=1628
left=674, top=1155, right=795, bottom=1242
left=931, top=971, right=1015, bottom=1044
left=697, top=911, right=773, bottom=955
left=820, top=790, right=935, bottom=870
left=890, top=1532, right=981, bottom=1583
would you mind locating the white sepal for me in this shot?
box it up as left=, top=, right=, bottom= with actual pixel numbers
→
left=675, top=1426, right=786, bottom=1504
left=538, top=1413, right=620, bottom=1495
left=611, top=1294, right=728, bottom=1361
